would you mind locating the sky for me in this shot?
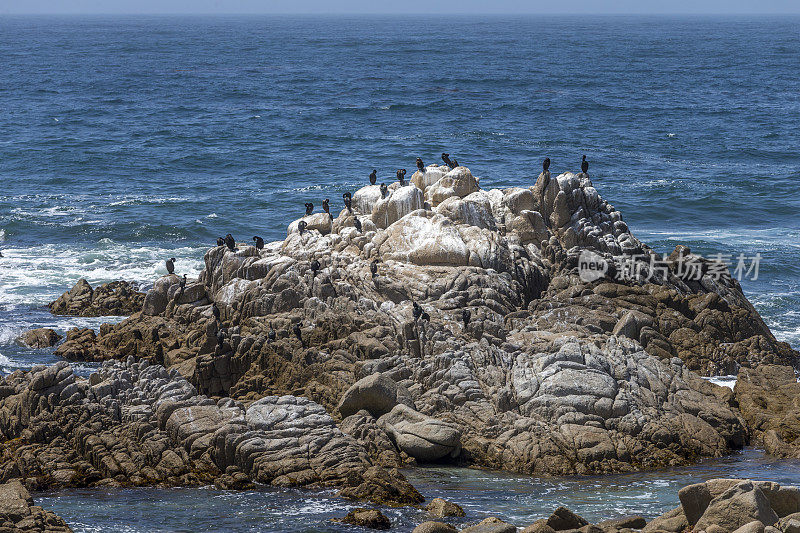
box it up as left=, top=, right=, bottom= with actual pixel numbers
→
left=2, top=0, right=800, bottom=15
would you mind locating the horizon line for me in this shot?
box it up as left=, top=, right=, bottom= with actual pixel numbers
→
left=3, top=11, right=800, bottom=16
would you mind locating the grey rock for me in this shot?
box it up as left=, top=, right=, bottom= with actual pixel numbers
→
left=597, top=516, right=647, bottom=530
left=426, top=497, right=465, bottom=518
left=643, top=507, right=687, bottom=533
left=378, top=404, right=461, bottom=461
left=413, top=521, right=458, bottom=533
left=547, top=507, right=588, bottom=531
left=461, top=517, right=517, bottom=533
left=695, top=481, right=779, bottom=532
left=338, top=373, right=414, bottom=418
left=732, top=521, right=766, bottom=533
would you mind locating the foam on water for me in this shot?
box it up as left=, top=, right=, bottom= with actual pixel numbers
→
left=703, top=375, right=737, bottom=389
left=0, top=242, right=206, bottom=307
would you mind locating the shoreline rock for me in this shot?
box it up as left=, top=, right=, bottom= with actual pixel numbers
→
left=0, top=358, right=421, bottom=506
left=0, top=479, right=72, bottom=532
left=16, top=329, right=61, bottom=349
left=48, top=279, right=144, bottom=317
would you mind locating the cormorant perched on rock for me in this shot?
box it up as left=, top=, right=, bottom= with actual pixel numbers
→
left=416, top=158, right=424, bottom=172
left=442, top=153, right=453, bottom=168
left=462, top=308, right=471, bottom=327
left=543, top=157, right=551, bottom=173
left=216, top=237, right=225, bottom=247
left=293, top=324, right=304, bottom=347
left=212, top=302, right=221, bottom=323
left=322, top=198, right=330, bottom=216
left=412, top=301, right=423, bottom=321
left=305, top=202, right=314, bottom=216
left=175, top=274, right=187, bottom=301
left=370, top=259, right=378, bottom=277
left=224, top=234, right=236, bottom=252
left=253, top=236, right=264, bottom=250
left=297, top=220, right=307, bottom=234
left=268, top=329, right=276, bottom=343
left=310, top=259, right=320, bottom=276
left=369, top=170, right=377, bottom=185
left=396, top=169, right=406, bottom=186
left=354, top=217, right=362, bottom=233
left=343, top=192, right=352, bottom=212
left=380, top=183, right=388, bottom=199
left=581, top=155, right=589, bottom=174
left=166, top=258, right=176, bottom=275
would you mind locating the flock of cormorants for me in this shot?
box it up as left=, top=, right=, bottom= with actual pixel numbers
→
left=171, top=153, right=591, bottom=353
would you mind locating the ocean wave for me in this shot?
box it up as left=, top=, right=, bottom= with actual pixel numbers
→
left=0, top=243, right=206, bottom=307
left=108, top=195, right=195, bottom=207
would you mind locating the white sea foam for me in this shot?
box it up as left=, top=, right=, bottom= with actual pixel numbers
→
left=702, top=375, right=737, bottom=389
left=0, top=242, right=206, bottom=307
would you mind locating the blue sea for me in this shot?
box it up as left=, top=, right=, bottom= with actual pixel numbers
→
left=1, top=14, right=799, bottom=532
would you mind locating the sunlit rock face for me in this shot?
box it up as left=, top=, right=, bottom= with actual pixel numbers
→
left=52, top=163, right=796, bottom=477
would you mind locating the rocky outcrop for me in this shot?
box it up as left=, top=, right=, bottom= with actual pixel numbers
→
left=49, top=279, right=144, bottom=317
left=0, top=479, right=72, bottom=532
left=426, top=498, right=466, bottom=519
left=42, top=163, right=797, bottom=477
left=650, top=478, right=800, bottom=533
left=0, top=359, right=421, bottom=506
left=492, top=480, right=800, bottom=533
left=734, top=365, right=800, bottom=458
left=335, top=508, right=391, bottom=530
left=461, top=516, right=517, bottom=533
left=16, top=329, right=61, bottom=349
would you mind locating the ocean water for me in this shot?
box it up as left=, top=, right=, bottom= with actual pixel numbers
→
left=1, top=14, right=800, bottom=531
left=35, top=449, right=800, bottom=532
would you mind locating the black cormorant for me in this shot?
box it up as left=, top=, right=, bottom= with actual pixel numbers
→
left=412, top=301, right=423, bottom=321
left=224, top=234, right=236, bottom=252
